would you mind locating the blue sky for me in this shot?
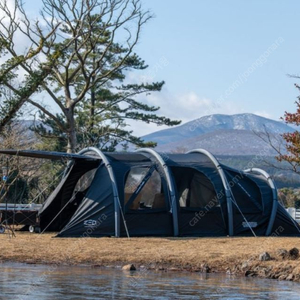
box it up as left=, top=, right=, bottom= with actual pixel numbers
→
left=17, top=0, right=300, bottom=135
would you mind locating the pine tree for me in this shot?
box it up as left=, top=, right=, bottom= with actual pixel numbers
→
left=0, top=0, right=180, bottom=152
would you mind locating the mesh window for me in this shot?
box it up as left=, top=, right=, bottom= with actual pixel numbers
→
left=124, top=167, right=165, bottom=210
left=74, top=168, right=97, bottom=192
left=172, top=167, right=217, bottom=209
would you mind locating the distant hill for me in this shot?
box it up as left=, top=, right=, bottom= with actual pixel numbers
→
left=142, top=113, right=294, bottom=156
left=216, top=155, right=300, bottom=188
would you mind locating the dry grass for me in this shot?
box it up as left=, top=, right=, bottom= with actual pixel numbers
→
left=1, top=232, right=300, bottom=274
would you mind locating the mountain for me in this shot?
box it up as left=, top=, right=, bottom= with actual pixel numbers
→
left=142, top=113, right=294, bottom=156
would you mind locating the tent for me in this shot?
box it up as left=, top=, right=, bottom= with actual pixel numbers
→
left=0, top=147, right=299, bottom=237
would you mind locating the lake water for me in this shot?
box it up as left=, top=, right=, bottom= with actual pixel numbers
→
left=0, top=263, right=300, bottom=299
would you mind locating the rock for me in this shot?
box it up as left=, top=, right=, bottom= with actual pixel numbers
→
left=289, top=248, right=299, bottom=260
left=245, top=270, right=256, bottom=277
left=259, top=252, right=271, bottom=261
left=148, top=264, right=156, bottom=270
left=294, top=274, right=300, bottom=281
left=286, top=274, right=294, bottom=281
left=200, top=263, right=211, bottom=273
left=268, top=271, right=281, bottom=279
left=241, top=261, right=249, bottom=271
left=273, top=273, right=281, bottom=280
left=257, top=267, right=268, bottom=277
left=278, top=274, right=287, bottom=281
left=168, top=267, right=180, bottom=271
left=122, top=264, right=136, bottom=271
left=254, top=266, right=261, bottom=272
left=277, top=249, right=288, bottom=260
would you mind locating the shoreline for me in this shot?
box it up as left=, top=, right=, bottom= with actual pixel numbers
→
left=2, top=257, right=300, bottom=282
left=1, top=233, right=300, bottom=282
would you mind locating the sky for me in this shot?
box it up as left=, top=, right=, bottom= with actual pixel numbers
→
left=5, top=0, right=300, bottom=136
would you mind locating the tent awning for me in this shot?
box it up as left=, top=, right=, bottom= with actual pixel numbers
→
left=0, top=149, right=101, bottom=161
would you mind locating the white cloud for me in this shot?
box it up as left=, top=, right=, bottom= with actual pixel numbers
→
left=127, top=89, right=246, bottom=136
left=254, top=111, right=272, bottom=119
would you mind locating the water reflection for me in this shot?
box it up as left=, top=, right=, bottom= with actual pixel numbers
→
left=0, top=263, right=299, bottom=299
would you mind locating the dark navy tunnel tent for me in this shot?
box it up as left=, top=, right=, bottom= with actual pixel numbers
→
left=0, top=147, right=299, bottom=237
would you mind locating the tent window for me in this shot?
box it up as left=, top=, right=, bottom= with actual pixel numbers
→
left=69, top=168, right=98, bottom=210
left=172, top=167, right=217, bottom=209
left=124, top=167, right=165, bottom=211
left=74, top=168, right=97, bottom=193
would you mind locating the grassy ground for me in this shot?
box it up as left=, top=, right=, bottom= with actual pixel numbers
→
left=1, top=232, right=300, bottom=281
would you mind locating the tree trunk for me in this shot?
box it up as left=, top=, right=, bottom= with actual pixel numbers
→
left=89, top=50, right=96, bottom=140
left=65, top=108, right=77, bottom=153
left=90, top=86, right=95, bottom=133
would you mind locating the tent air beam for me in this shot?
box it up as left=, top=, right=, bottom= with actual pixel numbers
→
left=77, top=147, right=123, bottom=238
left=187, top=149, right=234, bottom=236
left=244, top=168, right=278, bottom=236
left=135, top=148, right=179, bottom=237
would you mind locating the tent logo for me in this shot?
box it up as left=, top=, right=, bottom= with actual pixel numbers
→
left=83, top=219, right=98, bottom=227
left=242, top=222, right=257, bottom=228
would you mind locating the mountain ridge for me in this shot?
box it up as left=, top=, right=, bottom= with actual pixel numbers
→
left=141, top=113, right=294, bottom=155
